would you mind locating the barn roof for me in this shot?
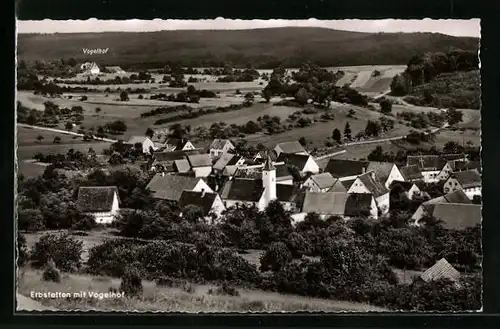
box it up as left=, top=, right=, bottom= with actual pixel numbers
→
left=153, top=149, right=202, bottom=163
left=276, top=153, right=312, bottom=171
left=302, top=191, right=347, bottom=215
left=431, top=203, right=482, bottom=230
left=178, top=190, right=219, bottom=215
left=220, top=178, right=264, bottom=202
left=420, top=258, right=460, bottom=283
left=450, top=169, right=482, bottom=188
left=324, top=159, right=369, bottom=178
left=213, top=153, right=236, bottom=171
left=308, top=172, right=337, bottom=190
left=399, top=165, right=424, bottom=181
left=328, top=179, right=348, bottom=193
left=186, top=154, right=212, bottom=168
left=77, top=186, right=119, bottom=212
left=146, top=174, right=203, bottom=201
left=275, top=141, right=307, bottom=154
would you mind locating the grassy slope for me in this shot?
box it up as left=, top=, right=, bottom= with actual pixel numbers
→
left=17, top=268, right=387, bottom=312
left=18, top=28, right=479, bottom=67
left=405, top=70, right=480, bottom=109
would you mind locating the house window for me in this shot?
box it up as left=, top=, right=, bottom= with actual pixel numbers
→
left=444, top=187, right=450, bottom=193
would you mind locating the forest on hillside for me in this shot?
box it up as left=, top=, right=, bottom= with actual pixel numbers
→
left=17, top=27, right=479, bottom=69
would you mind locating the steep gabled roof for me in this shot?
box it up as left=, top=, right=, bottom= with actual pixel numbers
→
left=399, top=165, right=424, bottom=181
left=275, top=141, right=307, bottom=154
left=220, top=178, right=264, bottom=202
left=357, top=172, right=389, bottom=198
left=276, top=153, right=312, bottom=171
left=309, top=172, right=337, bottom=190
left=302, top=191, right=347, bottom=215
left=420, top=258, right=460, bottom=283
left=450, top=169, right=481, bottom=188
left=77, top=186, right=119, bottom=212
left=210, top=139, right=233, bottom=150
left=431, top=203, right=482, bottom=230
left=443, top=189, right=472, bottom=204
left=213, top=153, right=236, bottom=171
left=187, top=154, right=212, bottom=168
left=324, top=159, right=369, bottom=178
left=146, top=174, right=202, bottom=201
left=340, top=179, right=356, bottom=190
left=328, top=179, right=348, bottom=193
left=178, top=190, right=219, bottom=215
left=366, top=162, right=394, bottom=184
left=174, top=159, right=191, bottom=173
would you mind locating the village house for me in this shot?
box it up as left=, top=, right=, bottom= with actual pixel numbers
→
left=220, top=156, right=304, bottom=211
left=406, top=154, right=467, bottom=183
left=389, top=180, right=423, bottom=200
left=443, top=169, right=482, bottom=199
left=80, top=62, right=100, bottom=75
left=302, top=172, right=338, bottom=192
left=213, top=153, right=245, bottom=177
left=399, top=165, right=425, bottom=182
left=146, top=173, right=213, bottom=202
left=178, top=190, right=226, bottom=222
left=411, top=189, right=472, bottom=223
left=347, top=171, right=390, bottom=215
left=150, top=149, right=202, bottom=172
left=274, top=141, right=308, bottom=157
left=293, top=191, right=378, bottom=223
left=322, top=160, right=402, bottom=186
left=276, top=153, right=320, bottom=174
left=186, top=154, right=213, bottom=177
left=151, top=134, right=196, bottom=152
left=126, top=136, right=155, bottom=154
left=209, top=139, right=235, bottom=159
left=413, top=203, right=482, bottom=230
left=76, top=186, right=120, bottom=224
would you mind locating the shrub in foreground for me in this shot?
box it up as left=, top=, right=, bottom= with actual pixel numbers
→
left=120, top=264, right=143, bottom=297
left=30, top=233, right=82, bottom=272
left=42, top=260, right=61, bottom=283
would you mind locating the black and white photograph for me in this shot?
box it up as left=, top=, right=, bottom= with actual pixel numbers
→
left=15, top=18, right=481, bottom=312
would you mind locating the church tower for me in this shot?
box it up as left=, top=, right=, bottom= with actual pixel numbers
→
left=262, top=155, right=277, bottom=206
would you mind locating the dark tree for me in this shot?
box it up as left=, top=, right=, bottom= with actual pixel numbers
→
left=332, top=128, right=342, bottom=144
left=145, top=127, right=154, bottom=138
left=120, top=91, right=129, bottom=101
left=343, top=122, right=352, bottom=140
left=380, top=99, right=393, bottom=114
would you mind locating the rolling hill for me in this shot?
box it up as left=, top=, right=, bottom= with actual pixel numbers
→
left=17, top=27, right=479, bottom=68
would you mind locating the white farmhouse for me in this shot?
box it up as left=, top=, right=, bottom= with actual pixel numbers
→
left=209, top=139, right=235, bottom=159
left=348, top=171, right=390, bottom=215
left=77, top=186, right=120, bottom=224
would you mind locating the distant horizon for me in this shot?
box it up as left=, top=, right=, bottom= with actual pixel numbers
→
left=17, top=18, right=481, bottom=38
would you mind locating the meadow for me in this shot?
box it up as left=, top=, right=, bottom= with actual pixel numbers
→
left=17, top=268, right=387, bottom=312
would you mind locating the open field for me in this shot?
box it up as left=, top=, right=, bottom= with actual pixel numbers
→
left=17, top=142, right=111, bottom=161
left=17, top=126, right=96, bottom=147
left=243, top=105, right=413, bottom=149
left=334, top=65, right=406, bottom=96
left=17, top=268, right=387, bottom=312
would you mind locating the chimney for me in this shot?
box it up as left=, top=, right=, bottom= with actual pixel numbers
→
left=201, top=188, right=206, bottom=198
left=362, top=167, right=366, bottom=174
